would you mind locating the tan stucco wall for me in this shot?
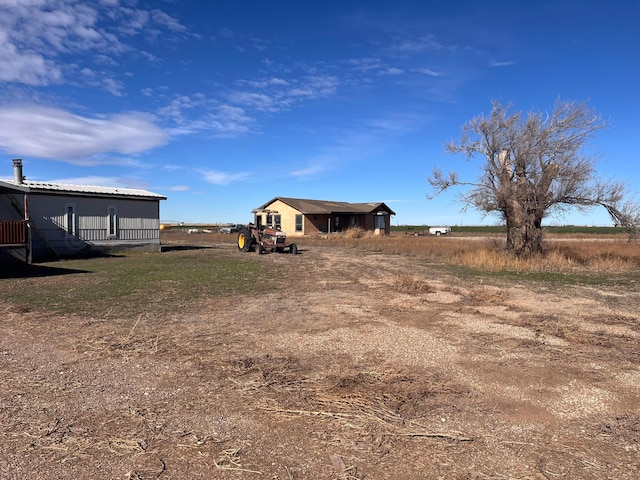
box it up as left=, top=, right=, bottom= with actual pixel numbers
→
left=255, top=200, right=393, bottom=236
left=255, top=199, right=305, bottom=236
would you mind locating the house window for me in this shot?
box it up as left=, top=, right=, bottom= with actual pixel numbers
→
left=65, top=203, right=76, bottom=236
left=295, top=214, right=303, bottom=232
left=374, top=215, right=386, bottom=229
left=334, top=216, right=340, bottom=230
left=350, top=216, right=357, bottom=227
left=266, top=214, right=272, bottom=226
left=108, top=205, right=117, bottom=238
left=274, top=215, right=281, bottom=230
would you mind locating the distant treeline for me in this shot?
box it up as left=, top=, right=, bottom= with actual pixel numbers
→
left=392, top=225, right=624, bottom=235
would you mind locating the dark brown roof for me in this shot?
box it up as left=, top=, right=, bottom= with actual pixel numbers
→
left=256, top=197, right=396, bottom=215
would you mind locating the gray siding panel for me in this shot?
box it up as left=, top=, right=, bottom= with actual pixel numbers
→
left=1, top=193, right=26, bottom=221
left=25, top=192, right=162, bottom=259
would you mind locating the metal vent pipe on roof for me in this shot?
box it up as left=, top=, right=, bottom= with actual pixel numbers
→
left=12, top=158, right=24, bottom=184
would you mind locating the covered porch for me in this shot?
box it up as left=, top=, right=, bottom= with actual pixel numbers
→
left=1, top=180, right=32, bottom=263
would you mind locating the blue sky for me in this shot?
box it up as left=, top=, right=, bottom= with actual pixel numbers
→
left=0, top=0, right=638, bottom=226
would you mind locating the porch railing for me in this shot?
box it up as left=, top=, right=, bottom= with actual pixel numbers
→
left=0, top=220, right=28, bottom=245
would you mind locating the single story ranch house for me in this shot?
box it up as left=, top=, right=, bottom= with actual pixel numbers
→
left=252, top=197, right=396, bottom=236
left=0, top=159, right=166, bottom=263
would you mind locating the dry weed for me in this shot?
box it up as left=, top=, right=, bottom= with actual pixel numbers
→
left=343, top=226, right=367, bottom=239
left=449, top=241, right=639, bottom=273
left=468, top=287, right=506, bottom=304
left=213, top=448, right=262, bottom=474
left=392, top=273, right=434, bottom=295
left=296, top=232, right=640, bottom=273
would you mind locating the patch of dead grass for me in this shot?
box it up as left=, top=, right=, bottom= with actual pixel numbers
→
left=468, top=286, right=507, bottom=304
left=257, top=368, right=474, bottom=443
left=392, top=273, right=435, bottom=295
left=293, top=232, right=640, bottom=274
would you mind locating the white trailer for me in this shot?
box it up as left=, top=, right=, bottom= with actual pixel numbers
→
left=428, top=226, right=451, bottom=236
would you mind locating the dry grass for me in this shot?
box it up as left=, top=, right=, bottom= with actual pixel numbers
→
left=297, top=233, right=640, bottom=274
left=3, top=234, right=640, bottom=479
left=467, top=286, right=507, bottom=303
left=392, top=273, right=435, bottom=295
left=342, top=226, right=367, bottom=239
left=452, top=241, right=640, bottom=273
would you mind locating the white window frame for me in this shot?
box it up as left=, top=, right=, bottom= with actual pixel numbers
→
left=107, top=205, right=118, bottom=238
left=65, top=203, right=76, bottom=237
left=295, top=214, right=303, bottom=232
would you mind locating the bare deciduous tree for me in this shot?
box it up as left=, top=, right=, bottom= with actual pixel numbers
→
left=429, top=100, right=639, bottom=256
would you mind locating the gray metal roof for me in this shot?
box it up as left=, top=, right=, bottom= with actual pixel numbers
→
left=257, top=197, right=396, bottom=215
left=0, top=179, right=30, bottom=193
left=7, top=180, right=167, bottom=200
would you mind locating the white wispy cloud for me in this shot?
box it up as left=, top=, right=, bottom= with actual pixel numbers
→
left=115, top=7, right=150, bottom=35
left=158, top=95, right=205, bottom=125
left=227, top=92, right=276, bottom=111
left=289, top=159, right=330, bottom=178
left=380, top=67, right=404, bottom=75
left=102, top=77, right=125, bottom=96
left=48, top=175, right=122, bottom=187
left=490, top=61, right=515, bottom=67
left=155, top=93, right=256, bottom=138
left=166, top=103, right=255, bottom=138
left=199, top=169, right=251, bottom=185
left=151, top=9, right=188, bottom=33
left=249, top=37, right=270, bottom=51
left=228, top=74, right=339, bottom=114
left=0, top=30, right=62, bottom=85
left=348, top=57, right=384, bottom=72
left=0, top=105, right=167, bottom=161
left=0, top=1, right=186, bottom=89
left=289, top=112, right=425, bottom=179
left=210, top=27, right=269, bottom=54
left=61, top=154, right=148, bottom=168
left=390, top=34, right=446, bottom=53
left=416, top=67, right=444, bottom=77
left=289, top=75, right=339, bottom=98
left=239, top=77, right=290, bottom=88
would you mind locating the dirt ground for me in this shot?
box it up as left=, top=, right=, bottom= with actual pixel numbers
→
left=1, top=235, right=639, bottom=479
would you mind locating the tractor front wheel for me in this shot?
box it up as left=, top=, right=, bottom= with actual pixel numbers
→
left=237, top=228, right=253, bottom=252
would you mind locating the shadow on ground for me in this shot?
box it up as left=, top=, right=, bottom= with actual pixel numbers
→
left=0, top=263, right=91, bottom=279
left=161, top=245, right=213, bottom=252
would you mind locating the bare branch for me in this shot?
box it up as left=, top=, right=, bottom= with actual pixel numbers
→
left=601, top=200, right=640, bottom=239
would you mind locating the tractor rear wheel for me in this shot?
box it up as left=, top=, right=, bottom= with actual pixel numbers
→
left=237, top=228, right=253, bottom=252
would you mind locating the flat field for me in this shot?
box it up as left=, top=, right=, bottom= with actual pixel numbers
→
left=1, top=231, right=639, bottom=479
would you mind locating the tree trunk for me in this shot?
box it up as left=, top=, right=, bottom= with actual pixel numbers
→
left=502, top=160, right=547, bottom=257
left=505, top=210, right=543, bottom=256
